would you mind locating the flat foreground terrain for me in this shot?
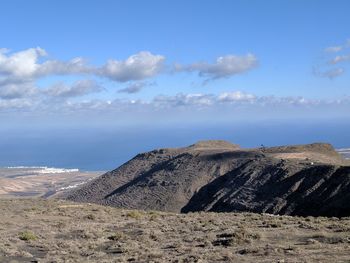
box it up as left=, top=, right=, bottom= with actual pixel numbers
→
left=1, top=199, right=350, bottom=262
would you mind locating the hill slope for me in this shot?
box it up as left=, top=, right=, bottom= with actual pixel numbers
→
left=2, top=199, right=350, bottom=262
left=65, top=140, right=350, bottom=217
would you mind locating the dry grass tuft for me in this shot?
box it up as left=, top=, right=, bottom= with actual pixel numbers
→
left=126, top=210, right=142, bottom=219
left=18, top=231, right=37, bottom=241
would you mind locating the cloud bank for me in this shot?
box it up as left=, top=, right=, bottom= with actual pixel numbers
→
left=1, top=89, right=348, bottom=117
left=44, top=80, right=104, bottom=98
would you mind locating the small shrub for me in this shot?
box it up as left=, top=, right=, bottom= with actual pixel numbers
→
left=127, top=211, right=142, bottom=219
left=148, top=211, right=159, bottom=221
left=85, top=214, right=96, bottom=220
left=269, top=221, right=282, bottom=228
left=148, top=211, right=158, bottom=216
left=212, top=228, right=261, bottom=247
left=310, top=233, right=347, bottom=244
left=108, top=232, right=125, bottom=241
left=19, top=231, right=37, bottom=241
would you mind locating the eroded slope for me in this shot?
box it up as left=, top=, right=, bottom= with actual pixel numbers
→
left=65, top=141, right=350, bottom=216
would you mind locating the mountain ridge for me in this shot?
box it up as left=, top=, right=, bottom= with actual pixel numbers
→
left=64, top=140, right=350, bottom=217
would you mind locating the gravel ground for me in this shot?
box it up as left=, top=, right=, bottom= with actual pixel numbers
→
left=0, top=199, right=350, bottom=262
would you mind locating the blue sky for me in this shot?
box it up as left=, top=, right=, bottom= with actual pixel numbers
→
left=0, top=0, right=350, bottom=126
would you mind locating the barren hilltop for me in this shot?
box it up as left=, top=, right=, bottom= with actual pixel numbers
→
left=65, top=140, right=350, bottom=217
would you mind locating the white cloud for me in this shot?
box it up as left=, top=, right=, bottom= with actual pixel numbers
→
left=0, top=48, right=261, bottom=102
left=1, top=89, right=350, bottom=123
left=218, top=91, right=256, bottom=102
left=0, top=98, right=35, bottom=110
left=44, top=80, right=103, bottom=98
left=0, top=48, right=165, bottom=87
left=98, top=51, right=165, bottom=82
left=0, top=48, right=167, bottom=101
left=0, top=48, right=91, bottom=89
left=178, top=54, right=258, bottom=81
left=0, top=47, right=46, bottom=78
left=153, top=93, right=214, bottom=108
left=0, top=83, right=37, bottom=100
left=38, top=57, right=90, bottom=76
left=151, top=92, right=320, bottom=109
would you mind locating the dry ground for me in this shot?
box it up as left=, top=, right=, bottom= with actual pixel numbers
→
left=0, top=199, right=350, bottom=262
left=0, top=169, right=101, bottom=198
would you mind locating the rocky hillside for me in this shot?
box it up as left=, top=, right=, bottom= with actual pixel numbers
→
left=65, top=140, right=350, bottom=217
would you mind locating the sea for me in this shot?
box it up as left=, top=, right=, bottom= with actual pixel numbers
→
left=0, top=120, right=349, bottom=171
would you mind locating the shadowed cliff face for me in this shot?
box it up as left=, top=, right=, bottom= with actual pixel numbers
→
left=65, top=140, right=350, bottom=217
left=182, top=161, right=350, bottom=217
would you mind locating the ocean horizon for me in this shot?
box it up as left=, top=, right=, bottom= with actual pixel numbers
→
left=1, top=120, right=349, bottom=171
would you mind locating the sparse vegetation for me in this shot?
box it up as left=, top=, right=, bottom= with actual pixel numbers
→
left=18, top=231, right=37, bottom=241
left=0, top=199, right=349, bottom=262
left=107, top=232, right=125, bottom=241
left=85, top=214, right=96, bottom=220
left=126, top=210, right=142, bottom=219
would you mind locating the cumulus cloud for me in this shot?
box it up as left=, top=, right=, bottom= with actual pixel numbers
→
left=0, top=48, right=168, bottom=102
left=0, top=47, right=92, bottom=88
left=0, top=47, right=47, bottom=78
left=44, top=80, right=103, bottom=98
left=0, top=48, right=165, bottom=87
left=98, top=51, right=165, bottom=82
left=0, top=47, right=261, bottom=102
left=177, top=54, right=258, bottom=81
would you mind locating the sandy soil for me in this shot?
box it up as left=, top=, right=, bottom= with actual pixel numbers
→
left=0, top=168, right=102, bottom=198
left=0, top=199, right=350, bottom=263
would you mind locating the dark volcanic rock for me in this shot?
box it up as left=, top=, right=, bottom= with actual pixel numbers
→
left=182, top=161, right=350, bottom=217
left=65, top=140, right=350, bottom=217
